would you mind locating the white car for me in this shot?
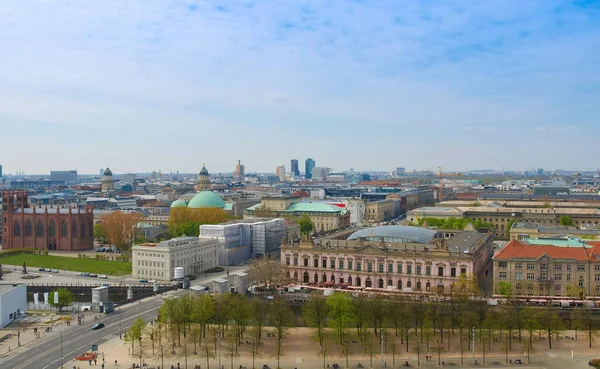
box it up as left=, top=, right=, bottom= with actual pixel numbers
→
left=76, top=272, right=83, bottom=276
left=98, top=275, right=108, bottom=279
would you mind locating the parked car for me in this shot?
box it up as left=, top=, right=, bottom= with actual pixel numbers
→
left=98, top=275, right=108, bottom=279
left=139, top=279, right=148, bottom=283
left=38, top=268, right=45, bottom=272
left=51, top=269, right=59, bottom=273
left=91, top=322, right=105, bottom=330
left=76, top=272, right=83, bottom=276
left=89, top=273, right=98, bottom=278
left=82, top=272, right=90, bottom=277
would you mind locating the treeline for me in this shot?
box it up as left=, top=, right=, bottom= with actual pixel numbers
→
left=412, top=217, right=495, bottom=230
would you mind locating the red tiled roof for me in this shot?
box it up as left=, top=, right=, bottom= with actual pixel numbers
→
left=495, top=239, right=590, bottom=261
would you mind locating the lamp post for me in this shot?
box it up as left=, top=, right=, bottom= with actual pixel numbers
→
left=381, top=330, right=385, bottom=369
left=119, top=307, right=122, bottom=339
left=60, top=330, right=64, bottom=368
left=472, top=326, right=476, bottom=365
left=252, top=342, right=256, bottom=369
left=218, top=328, right=221, bottom=369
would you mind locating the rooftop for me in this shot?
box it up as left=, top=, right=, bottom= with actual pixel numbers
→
left=0, top=284, right=25, bottom=296
left=494, top=239, right=591, bottom=261
left=524, top=236, right=590, bottom=248
left=347, top=225, right=438, bottom=244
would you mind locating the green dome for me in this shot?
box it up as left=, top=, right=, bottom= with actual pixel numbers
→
left=188, top=191, right=225, bottom=209
left=199, top=166, right=209, bottom=176
left=170, top=199, right=188, bottom=208
left=103, top=167, right=113, bottom=176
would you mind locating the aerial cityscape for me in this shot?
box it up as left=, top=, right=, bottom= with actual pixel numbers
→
left=1, top=1, right=600, bottom=369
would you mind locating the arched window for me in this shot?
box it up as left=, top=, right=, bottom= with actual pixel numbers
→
left=322, top=274, right=327, bottom=283
left=314, top=273, right=318, bottom=283
left=14, top=221, right=21, bottom=236
left=71, top=220, right=77, bottom=237
left=356, top=277, right=361, bottom=287
left=426, top=282, right=431, bottom=291
left=416, top=281, right=422, bottom=290
left=89, top=222, right=93, bottom=237
left=61, top=220, right=68, bottom=237
left=36, top=220, right=44, bottom=237
left=25, top=220, right=32, bottom=236
left=339, top=277, right=344, bottom=284
left=49, top=220, right=56, bottom=237
left=81, top=222, right=86, bottom=238
left=286, top=271, right=290, bottom=279
left=293, top=272, right=298, bottom=281
left=407, top=280, right=412, bottom=288
left=378, top=278, right=384, bottom=288
left=365, top=278, right=372, bottom=288
left=303, top=272, right=309, bottom=283
left=388, top=279, right=393, bottom=287
left=398, top=280, right=403, bottom=290
left=330, top=275, right=335, bottom=283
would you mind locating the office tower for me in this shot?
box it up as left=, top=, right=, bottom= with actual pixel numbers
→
left=50, top=170, right=77, bottom=183
left=537, top=168, right=544, bottom=176
left=234, top=160, right=245, bottom=179
left=276, top=166, right=286, bottom=181
left=290, top=159, right=299, bottom=176
left=305, top=158, right=316, bottom=179
left=0, top=164, right=2, bottom=177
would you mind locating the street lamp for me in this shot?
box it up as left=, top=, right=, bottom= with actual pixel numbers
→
left=119, top=307, right=122, bottom=339
left=218, top=328, right=221, bottom=369
left=381, top=330, right=384, bottom=369
left=60, top=330, right=64, bottom=369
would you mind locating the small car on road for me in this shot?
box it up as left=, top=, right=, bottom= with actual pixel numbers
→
left=92, top=322, right=105, bottom=330
left=139, top=279, right=148, bottom=283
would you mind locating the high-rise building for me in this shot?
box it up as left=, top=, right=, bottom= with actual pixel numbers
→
left=50, top=170, right=78, bottom=184
left=394, top=167, right=406, bottom=177
left=0, top=164, right=2, bottom=177
left=276, top=166, right=286, bottom=181
left=537, top=168, right=544, bottom=176
left=290, top=159, right=299, bottom=176
left=234, top=160, right=245, bottom=179
left=305, top=158, right=316, bottom=179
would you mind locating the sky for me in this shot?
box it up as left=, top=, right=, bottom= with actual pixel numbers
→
left=0, top=0, right=599, bottom=175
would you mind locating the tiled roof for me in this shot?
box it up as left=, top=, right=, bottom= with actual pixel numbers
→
left=494, top=239, right=590, bottom=261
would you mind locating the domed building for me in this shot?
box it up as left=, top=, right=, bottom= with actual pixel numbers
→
left=188, top=191, right=226, bottom=209
left=101, top=166, right=114, bottom=193
left=170, top=199, right=188, bottom=208
left=197, top=165, right=210, bottom=191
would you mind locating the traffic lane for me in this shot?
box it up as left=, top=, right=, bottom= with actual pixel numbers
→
left=0, top=299, right=162, bottom=369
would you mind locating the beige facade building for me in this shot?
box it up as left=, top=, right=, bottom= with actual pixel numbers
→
left=509, top=222, right=600, bottom=241
left=281, top=225, right=495, bottom=294
left=132, top=236, right=219, bottom=281
left=365, top=199, right=394, bottom=223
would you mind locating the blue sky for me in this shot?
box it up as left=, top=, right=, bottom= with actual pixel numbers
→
left=0, top=0, right=599, bottom=175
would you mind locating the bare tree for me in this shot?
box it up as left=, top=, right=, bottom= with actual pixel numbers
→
left=248, top=258, right=283, bottom=287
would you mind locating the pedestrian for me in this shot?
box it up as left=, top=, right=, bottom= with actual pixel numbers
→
left=94, top=358, right=97, bottom=365
left=115, top=360, right=118, bottom=366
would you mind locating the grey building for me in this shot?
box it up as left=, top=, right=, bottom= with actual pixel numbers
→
left=50, top=170, right=78, bottom=183
left=291, top=159, right=300, bottom=176
left=305, top=158, right=316, bottom=179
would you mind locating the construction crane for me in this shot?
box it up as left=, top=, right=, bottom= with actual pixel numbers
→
left=437, top=166, right=443, bottom=201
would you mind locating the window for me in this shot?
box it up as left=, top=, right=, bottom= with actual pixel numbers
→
left=330, top=259, right=335, bottom=269
left=294, top=257, right=298, bottom=266
left=24, top=220, right=32, bottom=236
left=407, top=265, right=412, bottom=275
left=81, top=222, right=86, bottom=237
left=567, top=274, right=572, bottom=281
left=555, top=264, right=563, bottom=271
left=339, top=260, right=344, bottom=269
left=516, top=283, right=521, bottom=290
left=322, top=260, right=327, bottom=268
left=567, top=264, right=572, bottom=272
left=348, top=260, right=353, bottom=270
left=303, top=258, right=309, bottom=267
left=388, top=263, right=393, bottom=273
left=460, top=268, right=466, bottom=276
left=556, top=285, right=561, bottom=293
left=48, top=220, right=55, bottom=237
left=61, top=220, right=68, bottom=237
left=526, top=264, right=535, bottom=270
left=499, top=262, right=507, bottom=268
left=71, top=220, right=77, bottom=237
left=367, top=262, right=373, bottom=273
left=554, top=274, right=562, bottom=281
left=595, top=274, right=600, bottom=282
left=540, top=273, right=548, bottom=281
left=579, top=278, right=584, bottom=288
left=499, top=271, right=507, bottom=279
left=539, top=284, right=544, bottom=292
left=526, top=272, right=535, bottom=280
left=379, top=263, right=384, bottom=273
left=527, top=284, right=533, bottom=291
left=515, top=271, right=523, bottom=280
left=356, top=261, right=362, bottom=272
left=450, top=267, right=456, bottom=277
left=438, top=266, right=444, bottom=277
left=285, top=256, right=290, bottom=265
left=577, top=265, right=585, bottom=272
left=313, top=259, right=318, bottom=268
left=515, top=263, right=523, bottom=269
left=416, top=265, right=422, bottom=275
left=36, top=220, right=44, bottom=237
left=397, top=264, right=403, bottom=274
left=426, top=266, right=432, bottom=276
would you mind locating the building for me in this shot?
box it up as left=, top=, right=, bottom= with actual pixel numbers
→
left=199, top=218, right=285, bottom=262
left=406, top=207, right=465, bottom=223
left=9, top=179, right=65, bottom=189
left=365, top=199, right=394, bottom=223
left=305, top=158, right=316, bottom=179
left=0, top=164, right=2, bottom=177
left=50, top=170, right=78, bottom=183
left=245, top=196, right=351, bottom=233
left=197, top=165, right=211, bottom=191
left=2, top=190, right=94, bottom=251
left=101, top=167, right=114, bottom=193
left=281, top=225, right=494, bottom=293
left=132, top=236, right=219, bottom=280
left=311, top=167, right=329, bottom=181
left=0, top=284, right=27, bottom=328
left=493, top=239, right=600, bottom=297
left=234, top=160, right=245, bottom=180
left=509, top=222, right=600, bottom=241
left=276, top=166, right=286, bottom=181
left=291, top=159, right=299, bottom=177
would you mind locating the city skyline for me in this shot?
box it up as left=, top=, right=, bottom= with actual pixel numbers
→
left=1, top=1, right=599, bottom=173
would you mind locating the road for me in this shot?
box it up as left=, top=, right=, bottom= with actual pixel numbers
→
left=0, top=295, right=165, bottom=369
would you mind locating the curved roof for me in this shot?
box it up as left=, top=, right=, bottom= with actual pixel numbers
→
left=103, top=167, right=113, bottom=176
left=187, top=191, right=225, bottom=209
left=286, top=202, right=343, bottom=213
left=199, top=166, right=209, bottom=176
left=170, top=199, right=188, bottom=208
left=347, top=225, right=437, bottom=244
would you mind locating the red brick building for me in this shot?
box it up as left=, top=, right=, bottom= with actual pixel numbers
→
left=1, top=190, right=94, bottom=251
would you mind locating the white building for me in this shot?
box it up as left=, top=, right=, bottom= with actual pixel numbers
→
left=199, top=218, right=285, bottom=263
left=132, top=236, right=219, bottom=281
left=0, top=284, right=27, bottom=328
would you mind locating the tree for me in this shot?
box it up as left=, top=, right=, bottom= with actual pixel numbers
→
left=269, top=297, right=294, bottom=369
left=302, top=294, right=329, bottom=346
left=93, top=223, right=107, bottom=243
left=521, top=306, right=538, bottom=363
left=126, top=317, right=147, bottom=368
left=326, top=293, right=356, bottom=345
left=297, top=215, right=314, bottom=240
left=48, top=288, right=74, bottom=312
left=169, top=207, right=231, bottom=237
left=229, top=294, right=252, bottom=352
left=572, top=306, right=600, bottom=348
left=539, top=305, right=563, bottom=349
left=192, top=294, right=215, bottom=342
left=497, top=281, right=513, bottom=299
left=98, top=210, right=144, bottom=251
left=248, top=258, right=283, bottom=287
left=506, top=219, right=517, bottom=238
left=560, top=216, right=574, bottom=227
left=250, top=298, right=269, bottom=346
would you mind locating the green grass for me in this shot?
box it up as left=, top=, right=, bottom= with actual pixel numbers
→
left=0, top=254, right=132, bottom=276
